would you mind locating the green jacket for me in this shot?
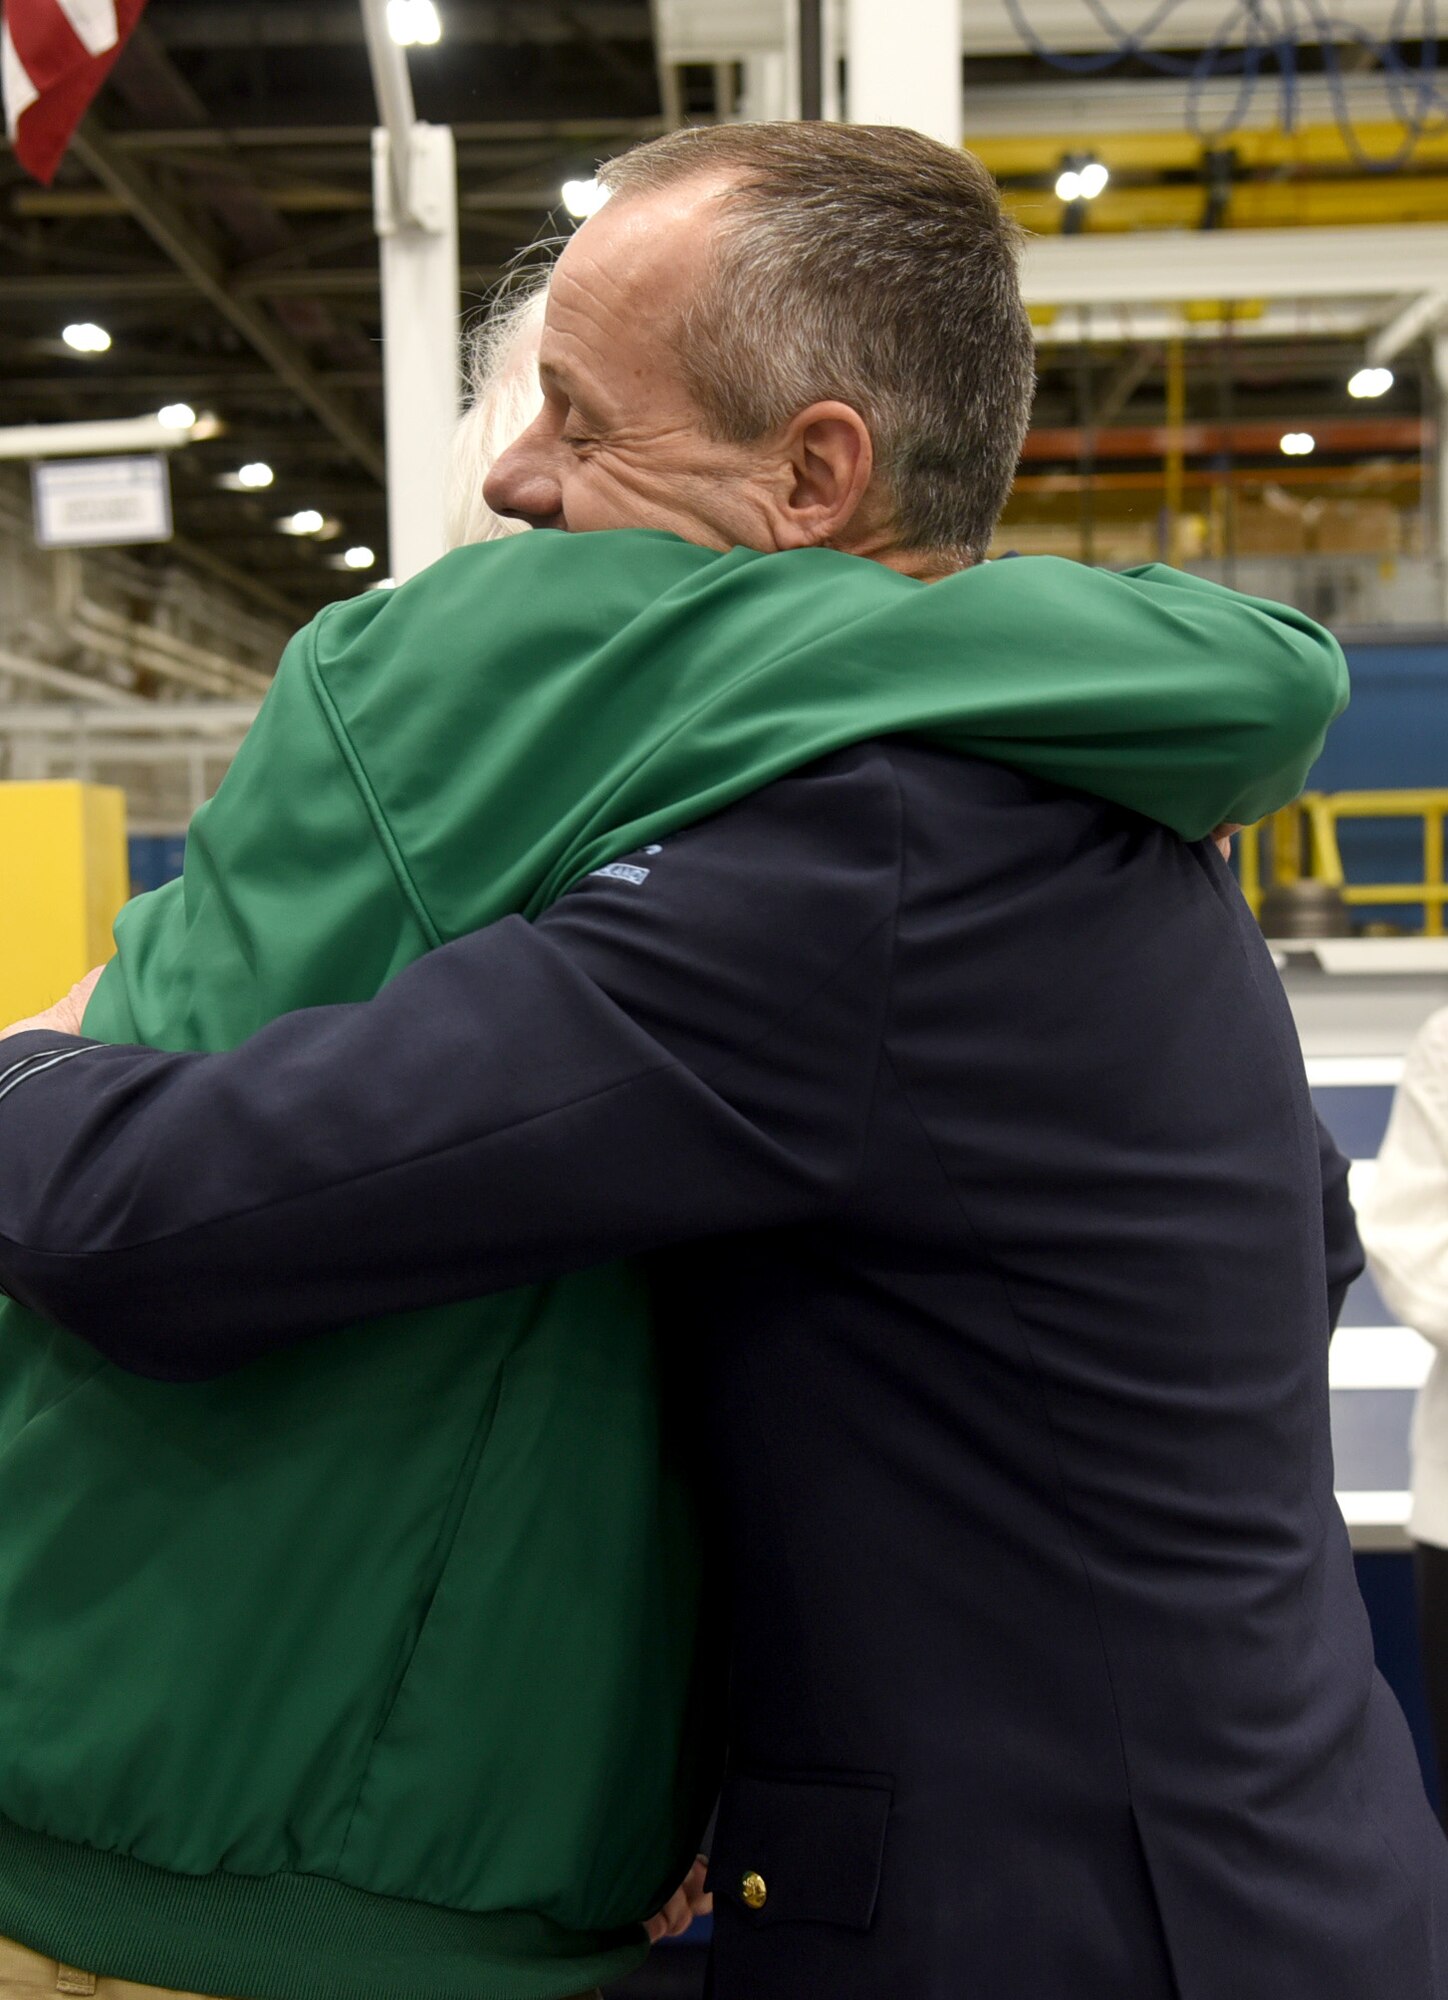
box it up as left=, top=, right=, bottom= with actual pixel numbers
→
left=0, top=533, right=1346, bottom=2000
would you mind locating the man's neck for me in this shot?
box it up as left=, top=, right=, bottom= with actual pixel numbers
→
left=840, top=534, right=972, bottom=583
left=821, top=506, right=973, bottom=582
left=877, top=548, right=971, bottom=583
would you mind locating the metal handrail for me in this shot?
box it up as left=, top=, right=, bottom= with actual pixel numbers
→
left=1237, top=789, right=1448, bottom=936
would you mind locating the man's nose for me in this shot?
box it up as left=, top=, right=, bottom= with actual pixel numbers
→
left=483, top=441, right=564, bottom=531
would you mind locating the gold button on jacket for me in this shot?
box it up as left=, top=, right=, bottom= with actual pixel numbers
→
left=741, top=1871, right=768, bottom=1911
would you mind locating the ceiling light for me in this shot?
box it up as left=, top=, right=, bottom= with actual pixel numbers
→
left=1348, top=366, right=1394, bottom=400
left=562, top=177, right=609, bottom=220
left=386, top=0, right=441, bottom=44
left=62, top=321, right=111, bottom=354
left=157, top=402, right=196, bottom=430
left=1076, top=161, right=1109, bottom=199
left=343, top=545, right=376, bottom=570
left=374, top=576, right=398, bottom=589
left=1280, top=432, right=1316, bottom=457
left=217, top=461, right=276, bottom=493
left=278, top=509, right=325, bottom=536
left=1055, top=160, right=1108, bottom=204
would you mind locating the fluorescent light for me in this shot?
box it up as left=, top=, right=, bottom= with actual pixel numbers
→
left=62, top=322, right=111, bottom=354
left=1077, top=161, right=1109, bottom=199
left=1348, top=365, right=1394, bottom=400
left=1280, top=431, right=1316, bottom=456
left=374, top=576, right=398, bottom=589
left=278, top=509, right=325, bottom=536
left=386, top=0, right=441, bottom=44
left=237, top=461, right=274, bottom=489
left=343, top=545, right=375, bottom=570
left=562, top=177, right=609, bottom=220
left=1054, top=170, right=1082, bottom=202
left=157, top=402, right=196, bottom=430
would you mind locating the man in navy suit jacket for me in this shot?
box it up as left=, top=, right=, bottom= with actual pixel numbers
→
left=0, top=737, right=1438, bottom=1998
left=0, top=117, right=1442, bottom=1999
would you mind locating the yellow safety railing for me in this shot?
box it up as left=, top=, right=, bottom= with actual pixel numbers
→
left=1237, top=789, right=1448, bottom=937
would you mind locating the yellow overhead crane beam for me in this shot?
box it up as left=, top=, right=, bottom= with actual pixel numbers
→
left=975, top=121, right=1448, bottom=178
left=977, top=121, right=1448, bottom=231
left=1004, top=178, right=1448, bottom=231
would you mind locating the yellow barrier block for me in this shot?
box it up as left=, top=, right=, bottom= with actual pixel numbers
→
left=0, top=782, right=129, bottom=1026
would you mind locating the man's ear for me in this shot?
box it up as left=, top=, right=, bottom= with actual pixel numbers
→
left=769, top=401, right=875, bottom=550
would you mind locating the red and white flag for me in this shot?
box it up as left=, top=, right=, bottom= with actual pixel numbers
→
left=2, top=0, right=147, bottom=185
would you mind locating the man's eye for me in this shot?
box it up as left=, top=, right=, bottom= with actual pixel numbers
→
left=561, top=432, right=595, bottom=452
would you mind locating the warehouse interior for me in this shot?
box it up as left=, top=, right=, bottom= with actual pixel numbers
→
left=3, top=5, right=1448, bottom=1996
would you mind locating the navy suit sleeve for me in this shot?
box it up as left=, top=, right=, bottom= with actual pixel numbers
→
left=1318, top=1112, right=1365, bottom=1334
left=0, top=750, right=902, bottom=1381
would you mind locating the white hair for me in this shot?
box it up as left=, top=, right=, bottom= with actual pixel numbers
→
left=443, top=284, right=548, bottom=549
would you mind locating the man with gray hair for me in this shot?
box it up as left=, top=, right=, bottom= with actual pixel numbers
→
left=480, top=125, right=1035, bottom=571
left=0, top=122, right=1439, bottom=2000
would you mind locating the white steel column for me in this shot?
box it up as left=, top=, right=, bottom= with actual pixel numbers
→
left=742, top=50, right=791, bottom=121
left=361, top=0, right=460, bottom=582
left=371, top=123, right=459, bottom=580
left=845, top=0, right=961, bottom=146
left=820, top=0, right=843, bottom=121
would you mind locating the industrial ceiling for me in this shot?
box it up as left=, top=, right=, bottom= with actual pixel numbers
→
left=3, top=0, right=1447, bottom=621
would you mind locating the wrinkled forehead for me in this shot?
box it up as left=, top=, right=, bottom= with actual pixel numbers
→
left=544, top=174, right=735, bottom=364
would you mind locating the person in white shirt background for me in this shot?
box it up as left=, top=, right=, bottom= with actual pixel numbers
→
left=1363, top=1004, right=1448, bottom=1821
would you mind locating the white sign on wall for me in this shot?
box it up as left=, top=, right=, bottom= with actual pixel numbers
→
left=31, top=455, right=173, bottom=549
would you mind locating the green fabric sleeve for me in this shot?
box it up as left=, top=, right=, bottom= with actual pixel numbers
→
left=895, top=556, right=1348, bottom=837
left=303, top=535, right=1347, bottom=934
left=84, top=531, right=1348, bottom=1033
left=84, top=626, right=431, bottom=1052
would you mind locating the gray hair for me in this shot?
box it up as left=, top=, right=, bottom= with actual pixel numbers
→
left=444, top=284, right=548, bottom=549
left=599, top=122, right=1036, bottom=567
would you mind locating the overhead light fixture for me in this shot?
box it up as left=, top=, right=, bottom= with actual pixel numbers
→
left=386, top=0, right=441, bottom=45
left=1348, top=365, right=1394, bottom=400
left=1055, top=159, right=1108, bottom=203
left=278, top=508, right=326, bottom=536
left=1280, top=432, right=1316, bottom=457
left=217, top=461, right=276, bottom=493
left=374, top=576, right=398, bottom=589
left=157, top=402, right=197, bottom=430
left=343, top=544, right=376, bottom=570
left=1077, top=161, right=1109, bottom=199
left=562, top=177, right=608, bottom=221
left=62, top=322, right=111, bottom=354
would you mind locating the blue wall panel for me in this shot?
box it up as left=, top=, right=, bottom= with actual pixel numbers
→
left=128, top=833, right=187, bottom=896
left=1314, top=643, right=1448, bottom=794
left=1312, top=640, right=1448, bottom=929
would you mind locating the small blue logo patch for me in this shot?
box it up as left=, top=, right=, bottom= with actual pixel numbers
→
left=591, top=862, right=651, bottom=886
